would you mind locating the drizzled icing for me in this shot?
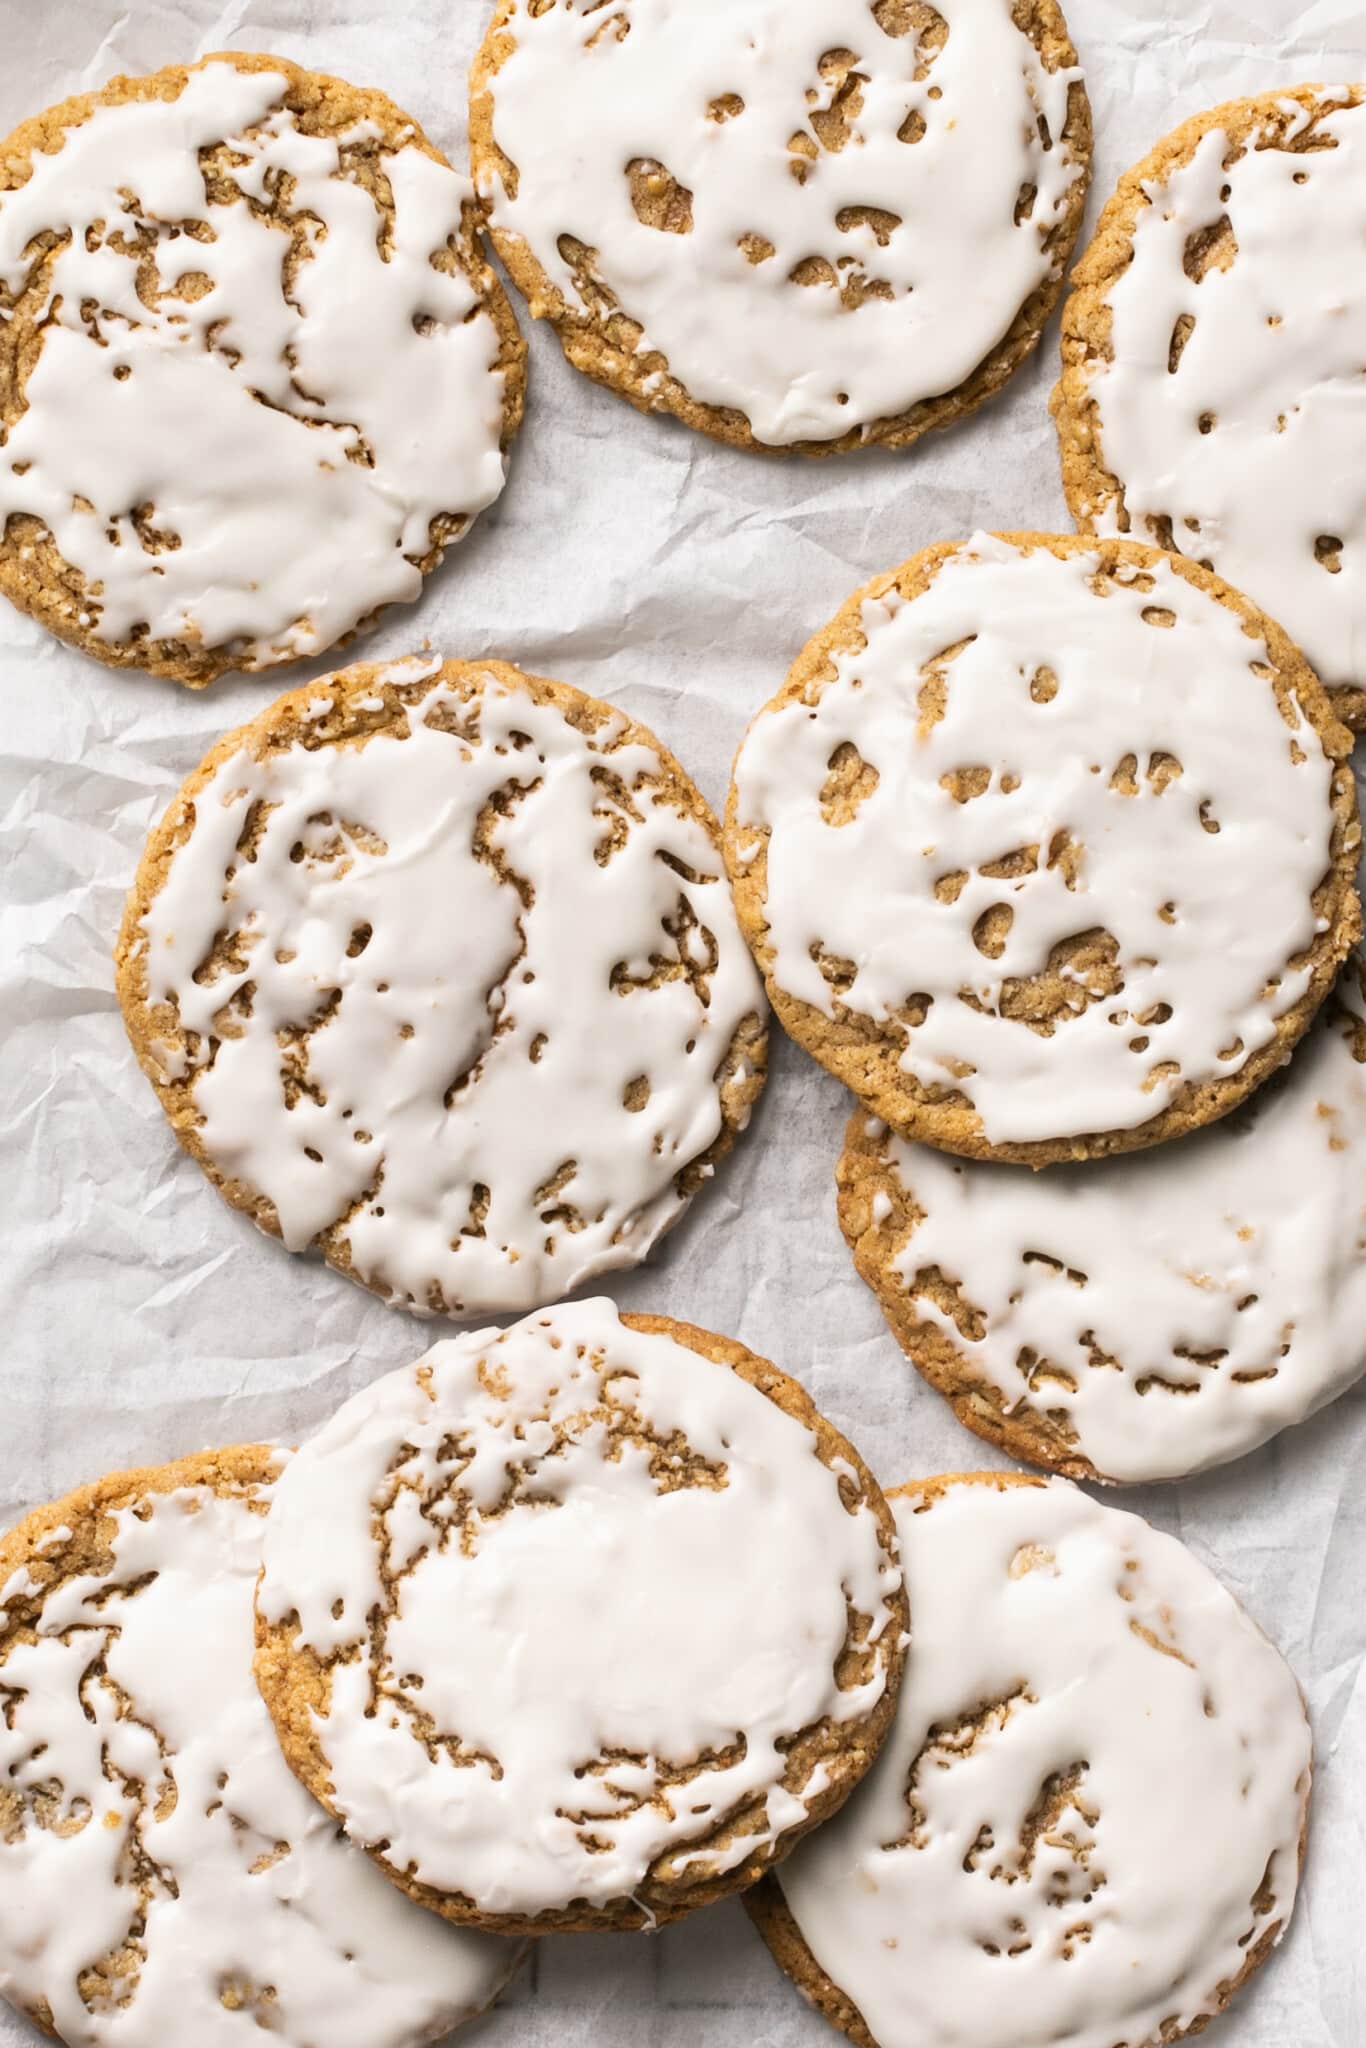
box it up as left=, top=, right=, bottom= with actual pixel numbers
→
left=1076, top=91, right=1366, bottom=705
left=729, top=534, right=1341, bottom=1146
left=0, top=59, right=513, bottom=670
left=775, top=1477, right=1311, bottom=2048
left=255, top=1298, right=904, bottom=1921
left=127, top=660, right=764, bottom=1316
left=851, top=983, right=1366, bottom=1482
left=0, top=1472, right=518, bottom=2047
left=478, top=0, right=1084, bottom=446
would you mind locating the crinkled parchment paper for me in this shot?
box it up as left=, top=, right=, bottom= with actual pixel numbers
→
left=0, top=1, right=1363, bottom=2042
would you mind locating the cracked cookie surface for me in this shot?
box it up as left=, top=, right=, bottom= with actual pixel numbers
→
left=470, top=0, right=1090, bottom=453
left=253, top=1298, right=907, bottom=1933
left=0, top=51, right=524, bottom=685
left=725, top=530, right=1360, bottom=1164
left=1053, top=85, right=1366, bottom=732
left=747, top=1471, right=1311, bottom=2048
left=0, top=1446, right=522, bottom=2047
left=115, top=656, right=767, bottom=1316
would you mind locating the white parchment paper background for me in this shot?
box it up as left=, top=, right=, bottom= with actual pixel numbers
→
left=0, top=1, right=1363, bottom=2042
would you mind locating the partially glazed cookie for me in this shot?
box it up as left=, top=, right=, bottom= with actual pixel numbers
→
left=0, top=1448, right=522, bottom=2048
left=725, top=531, right=1360, bottom=1164
left=116, top=657, right=767, bottom=1316
left=0, top=53, right=524, bottom=685
left=748, top=1472, right=1312, bottom=2048
left=838, top=955, right=1366, bottom=1483
left=1054, top=85, right=1366, bottom=730
left=253, top=1298, right=907, bottom=1934
left=470, top=0, right=1090, bottom=453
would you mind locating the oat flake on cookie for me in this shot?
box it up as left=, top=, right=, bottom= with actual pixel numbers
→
left=0, top=53, right=523, bottom=684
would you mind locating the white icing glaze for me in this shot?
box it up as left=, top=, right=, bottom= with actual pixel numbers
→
left=731, top=533, right=1339, bottom=1144
left=1083, top=91, right=1366, bottom=700
left=480, top=0, right=1083, bottom=445
left=255, top=1298, right=903, bottom=1919
left=859, top=987, right=1366, bottom=1481
left=0, top=60, right=511, bottom=668
left=130, top=661, right=764, bottom=1315
left=777, top=1477, right=1310, bottom=2048
left=0, top=1472, right=518, bottom=2047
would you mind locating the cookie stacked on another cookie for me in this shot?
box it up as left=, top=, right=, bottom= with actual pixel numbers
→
left=117, top=656, right=767, bottom=1317
left=837, top=945, right=1366, bottom=1483
left=748, top=1471, right=1312, bottom=2048
left=725, top=528, right=1364, bottom=1480
left=252, top=1297, right=908, bottom=1933
left=0, top=53, right=524, bottom=685
left=0, top=1302, right=908, bottom=2032
left=471, top=0, right=1091, bottom=453
left=0, top=1449, right=524, bottom=2046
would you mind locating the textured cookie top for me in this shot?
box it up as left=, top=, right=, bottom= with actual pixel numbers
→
left=840, top=965, right=1366, bottom=1483
left=0, top=1450, right=518, bottom=2048
left=472, top=0, right=1088, bottom=450
left=767, top=1474, right=1311, bottom=2048
left=726, top=531, right=1359, bottom=1161
left=1055, top=86, right=1366, bottom=726
left=0, top=54, right=522, bottom=684
left=254, top=1299, right=906, bottom=1931
left=116, top=657, right=766, bottom=1316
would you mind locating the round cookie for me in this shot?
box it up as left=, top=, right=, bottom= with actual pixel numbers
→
left=470, top=0, right=1090, bottom=455
left=0, top=1447, right=522, bottom=2047
left=116, top=655, right=767, bottom=1317
left=747, top=1471, right=1312, bottom=2048
left=0, top=52, right=524, bottom=686
left=725, top=529, right=1360, bottom=1164
left=252, top=1297, right=908, bottom=1935
left=1053, top=85, right=1366, bottom=732
left=837, top=954, right=1366, bottom=1484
